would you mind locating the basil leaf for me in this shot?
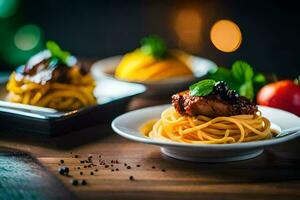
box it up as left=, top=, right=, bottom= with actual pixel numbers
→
left=239, top=82, right=254, bottom=100
left=189, top=79, right=216, bottom=96
left=140, top=35, right=167, bottom=59
left=209, top=67, right=232, bottom=82
left=46, top=41, right=71, bottom=65
left=205, top=60, right=267, bottom=101
left=253, top=73, right=266, bottom=83
left=209, top=67, right=240, bottom=91
left=232, top=60, right=254, bottom=83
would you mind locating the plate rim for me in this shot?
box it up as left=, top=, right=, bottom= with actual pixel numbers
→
left=91, top=55, right=218, bottom=86
left=112, top=104, right=300, bottom=149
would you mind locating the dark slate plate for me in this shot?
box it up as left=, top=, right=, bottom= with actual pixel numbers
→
left=0, top=78, right=146, bottom=137
left=0, top=150, right=75, bottom=200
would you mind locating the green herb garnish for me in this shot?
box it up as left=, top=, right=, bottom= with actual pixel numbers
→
left=140, top=35, right=167, bottom=59
left=189, top=79, right=216, bottom=96
left=209, top=60, right=266, bottom=100
left=46, top=41, right=73, bottom=65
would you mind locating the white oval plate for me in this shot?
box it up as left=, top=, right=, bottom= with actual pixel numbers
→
left=91, top=55, right=217, bottom=96
left=112, top=105, right=300, bottom=162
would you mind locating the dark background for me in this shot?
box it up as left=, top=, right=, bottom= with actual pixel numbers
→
left=0, top=0, right=299, bottom=77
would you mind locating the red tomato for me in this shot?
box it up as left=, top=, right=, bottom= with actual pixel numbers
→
left=257, top=80, right=300, bottom=116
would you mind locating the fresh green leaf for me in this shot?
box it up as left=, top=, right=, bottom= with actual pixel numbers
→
left=189, top=79, right=216, bottom=96
left=232, top=60, right=254, bottom=83
left=209, top=67, right=240, bottom=91
left=209, top=67, right=232, bottom=82
left=253, top=73, right=266, bottom=83
left=239, top=82, right=254, bottom=100
left=46, top=41, right=71, bottom=65
left=208, top=60, right=267, bottom=101
left=140, top=35, right=167, bottom=59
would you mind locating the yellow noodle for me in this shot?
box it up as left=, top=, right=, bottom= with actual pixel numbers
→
left=6, top=69, right=96, bottom=111
left=140, top=107, right=274, bottom=144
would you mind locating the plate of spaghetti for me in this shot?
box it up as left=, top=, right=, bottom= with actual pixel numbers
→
left=6, top=43, right=97, bottom=111
left=0, top=41, right=146, bottom=136
left=112, top=80, right=300, bottom=162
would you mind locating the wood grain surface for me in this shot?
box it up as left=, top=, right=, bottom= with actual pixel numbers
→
left=0, top=123, right=300, bottom=200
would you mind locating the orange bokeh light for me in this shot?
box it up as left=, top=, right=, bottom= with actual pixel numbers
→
left=210, top=20, right=242, bottom=52
left=174, top=9, right=202, bottom=53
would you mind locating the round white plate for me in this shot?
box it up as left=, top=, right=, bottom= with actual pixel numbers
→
left=112, top=105, right=300, bottom=162
left=91, top=55, right=217, bottom=96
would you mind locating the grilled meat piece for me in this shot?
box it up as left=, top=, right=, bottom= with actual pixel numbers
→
left=15, top=50, right=86, bottom=85
left=172, top=91, right=257, bottom=117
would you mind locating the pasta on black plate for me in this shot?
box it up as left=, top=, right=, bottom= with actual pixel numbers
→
left=6, top=41, right=96, bottom=111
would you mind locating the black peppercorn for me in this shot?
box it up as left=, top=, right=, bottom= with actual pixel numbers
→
left=70, top=179, right=78, bottom=186
left=60, top=167, right=69, bottom=175
left=79, top=179, right=87, bottom=185
left=58, top=167, right=65, bottom=175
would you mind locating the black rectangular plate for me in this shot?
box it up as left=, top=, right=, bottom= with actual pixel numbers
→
left=0, top=78, right=146, bottom=136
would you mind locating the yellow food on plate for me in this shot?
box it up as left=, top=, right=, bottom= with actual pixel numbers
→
left=6, top=41, right=96, bottom=111
left=115, top=36, right=193, bottom=81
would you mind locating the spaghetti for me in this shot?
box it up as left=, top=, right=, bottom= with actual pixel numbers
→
left=141, top=107, right=273, bottom=144
left=6, top=67, right=96, bottom=111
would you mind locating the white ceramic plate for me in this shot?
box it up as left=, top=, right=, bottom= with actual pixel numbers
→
left=91, top=55, right=217, bottom=96
left=112, top=105, right=300, bottom=162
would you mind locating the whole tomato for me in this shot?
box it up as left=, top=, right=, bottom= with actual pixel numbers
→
left=257, top=80, right=300, bottom=116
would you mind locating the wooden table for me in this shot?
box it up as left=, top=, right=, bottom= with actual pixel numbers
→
left=0, top=118, right=300, bottom=200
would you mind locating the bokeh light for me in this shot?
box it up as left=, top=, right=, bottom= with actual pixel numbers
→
left=2, top=24, right=44, bottom=66
left=0, top=0, right=19, bottom=18
left=174, top=9, right=202, bottom=53
left=210, top=19, right=242, bottom=52
left=14, top=24, right=42, bottom=51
